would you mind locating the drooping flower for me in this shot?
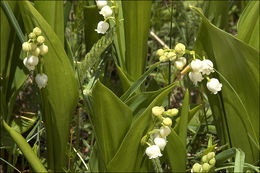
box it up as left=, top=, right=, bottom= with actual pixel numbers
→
left=23, top=57, right=35, bottom=71
left=189, top=72, right=203, bottom=85
left=154, top=137, right=167, bottom=151
left=152, top=106, right=164, bottom=117
left=96, top=0, right=107, bottom=9
left=35, top=73, right=48, bottom=89
left=95, top=21, right=110, bottom=34
left=174, top=57, right=187, bottom=70
left=39, top=45, right=48, bottom=55
left=159, top=126, right=171, bottom=137
left=99, top=5, right=113, bottom=18
left=145, top=145, right=162, bottom=159
left=32, top=47, right=41, bottom=56
left=26, top=56, right=39, bottom=66
left=201, top=59, right=214, bottom=75
left=190, top=59, right=203, bottom=72
left=206, top=78, right=222, bottom=94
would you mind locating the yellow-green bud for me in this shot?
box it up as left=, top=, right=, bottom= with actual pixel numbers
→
left=202, top=163, right=210, bottom=172
left=163, top=117, right=172, bottom=127
left=32, top=47, right=41, bottom=56
left=207, top=152, right=215, bottom=160
left=30, top=43, right=37, bottom=50
left=152, top=106, right=164, bottom=117
left=22, top=42, right=31, bottom=52
left=168, top=52, right=176, bottom=61
left=201, top=155, right=208, bottom=163
left=159, top=55, right=168, bottom=62
left=39, top=45, right=48, bottom=55
left=29, top=32, right=36, bottom=39
left=33, top=27, right=42, bottom=36
left=156, top=49, right=164, bottom=56
left=192, top=163, right=202, bottom=173
left=209, top=158, right=216, bottom=166
left=174, top=43, right=185, bottom=56
left=37, top=36, right=45, bottom=44
left=165, top=108, right=178, bottom=117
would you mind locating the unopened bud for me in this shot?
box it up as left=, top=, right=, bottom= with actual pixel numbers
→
left=159, top=55, right=168, bottom=62
left=29, top=32, right=36, bottom=39
left=22, top=42, right=31, bottom=52
left=39, top=45, right=48, bottom=55
left=152, top=106, right=164, bottom=117
left=33, top=27, right=42, bottom=36
left=207, top=152, right=215, bottom=160
left=201, top=155, right=208, bottom=163
left=37, top=36, right=45, bottom=44
left=164, top=108, right=178, bottom=117
left=174, top=43, right=186, bottom=56
left=156, top=49, right=164, bottom=56
left=209, top=158, right=216, bottom=166
left=163, top=117, right=172, bottom=127
left=192, top=163, right=202, bottom=173
left=202, top=163, right=210, bottom=172
left=32, top=47, right=41, bottom=56
left=168, top=52, right=176, bottom=61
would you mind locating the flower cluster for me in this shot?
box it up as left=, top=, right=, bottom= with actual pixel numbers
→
left=142, top=106, right=179, bottom=159
left=95, top=0, right=113, bottom=34
left=22, top=27, right=48, bottom=89
left=157, top=43, right=187, bottom=70
left=191, top=152, right=216, bottom=173
left=188, top=53, right=222, bottom=94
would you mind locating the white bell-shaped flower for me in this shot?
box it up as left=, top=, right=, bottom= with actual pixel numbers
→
left=22, top=42, right=31, bottom=52
left=160, top=126, right=171, bottom=137
left=152, top=106, right=164, bottom=117
left=145, top=145, right=162, bottom=159
left=99, top=5, right=113, bottom=18
left=35, top=73, right=48, bottom=89
left=190, top=59, right=203, bottom=72
left=95, top=21, right=109, bottom=34
left=189, top=72, right=203, bottom=85
left=39, top=45, right=48, bottom=55
left=23, top=57, right=35, bottom=71
left=154, top=137, right=167, bottom=151
left=179, top=57, right=187, bottom=65
left=207, top=78, right=222, bottom=94
left=27, top=56, right=39, bottom=66
left=174, top=60, right=184, bottom=70
left=32, top=47, right=41, bottom=56
left=96, top=0, right=107, bottom=9
left=201, top=59, right=214, bottom=75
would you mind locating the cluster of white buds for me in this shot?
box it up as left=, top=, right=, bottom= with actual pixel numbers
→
left=22, top=27, right=48, bottom=89
left=188, top=51, right=222, bottom=94
left=157, top=43, right=187, bottom=70
left=191, top=152, right=216, bottom=173
left=142, top=106, right=179, bottom=159
left=95, top=0, right=114, bottom=34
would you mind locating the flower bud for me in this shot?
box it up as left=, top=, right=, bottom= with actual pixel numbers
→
left=30, top=43, right=37, bottom=50
left=33, top=27, right=42, bottom=36
left=39, top=45, right=48, bottom=55
left=32, top=47, right=41, bottom=56
left=160, top=126, right=171, bottom=137
left=179, top=57, right=187, bottom=65
left=201, top=155, right=208, bottom=163
left=174, top=43, right=185, bottom=56
left=165, top=108, right=178, bottom=117
left=152, top=106, right=164, bottom=117
left=96, top=0, right=107, bottom=9
left=154, top=136, right=167, bottom=151
left=22, top=42, right=31, bottom=52
left=206, top=78, right=222, bottom=94
left=192, top=163, right=202, bottom=173
left=29, top=32, right=36, bottom=39
left=35, top=73, right=48, bottom=89
left=163, top=117, right=172, bottom=127
left=159, top=55, right=168, bottom=62
left=37, top=36, right=45, bottom=44
left=209, top=158, right=216, bottom=166
left=174, top=60, right=184, bottom=70
left=145, top=145, right=162, bottom=159
left=202, top=163, right=210, bottom=172
left=207, top=152, right=215, bottom=160
left=27, top=56, right=39, bottom=66
left=156, top=49, right=164, bottom=56
left=95, top=21, right=109, bottom=34
left=168, top=52, right=176, bottom=61
left=99, top=5, right=113, bottom=18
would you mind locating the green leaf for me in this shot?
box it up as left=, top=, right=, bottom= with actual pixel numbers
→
left=2, top=120, right=47, bottom=172
left=35, top=1, right=64, bottom=45
left=122, top=0, right=152, bottom=80
left=237, top=1, right=259, bottom=50
left=90, top=80, right=133, bottom=169
left=11, top=114, right=37, bottom=134
left=19, top=1, right=79, bottom=171
left=215, top=148, right=236, bottom=165
left=106, top=82, right=177, bottom=172
left=234, top=148, right=245, bottom=173
left=193, top=7, right=259, bottom=163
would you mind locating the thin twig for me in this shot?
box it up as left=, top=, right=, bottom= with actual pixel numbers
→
left=150, top=31, right=170, bottom=49
left=73, top=147, right=88, bottom=171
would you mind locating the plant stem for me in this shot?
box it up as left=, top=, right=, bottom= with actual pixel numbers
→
left=152, top=158, right=163, bottom=173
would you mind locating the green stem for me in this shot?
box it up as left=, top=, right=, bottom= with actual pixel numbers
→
left=115, top=16, right=124, bottom=70
left=152, top=158, right=163, bottom=173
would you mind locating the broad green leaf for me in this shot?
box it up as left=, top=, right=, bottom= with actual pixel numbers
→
left=2, top=120, right=47, bottom=172
left=215, top=148, right=236, bottom=165
left=237, top=1, right=259, bottom=50
left=11, top=113, right=37, bottom=134
left=122, top=1, right=152, bottom=80
left=234, top=148, right=245, bottom=173
left=83, top=5, right=103, bottom=52
left=90, top=80, right=132, bottom=168
left=116, top=64, right=131, bottom=92
left=19, top=1, right=79, bottom=171
left=193, top=7, right=259, bottom=163
left=165, top=130, right=186, bottom=172
left=106, top=82, right=177, bottom=172
left=35, top=1, right=64, bottom=45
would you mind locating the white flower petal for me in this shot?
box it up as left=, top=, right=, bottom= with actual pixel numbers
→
left=207, top=78, right=222, bottom=94
left=95, top=21, right=109, bottom=34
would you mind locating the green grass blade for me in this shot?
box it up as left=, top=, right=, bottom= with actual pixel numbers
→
left=2, top=120, right=47, bottom=172
left=234, top=148, right=245, bottom=172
